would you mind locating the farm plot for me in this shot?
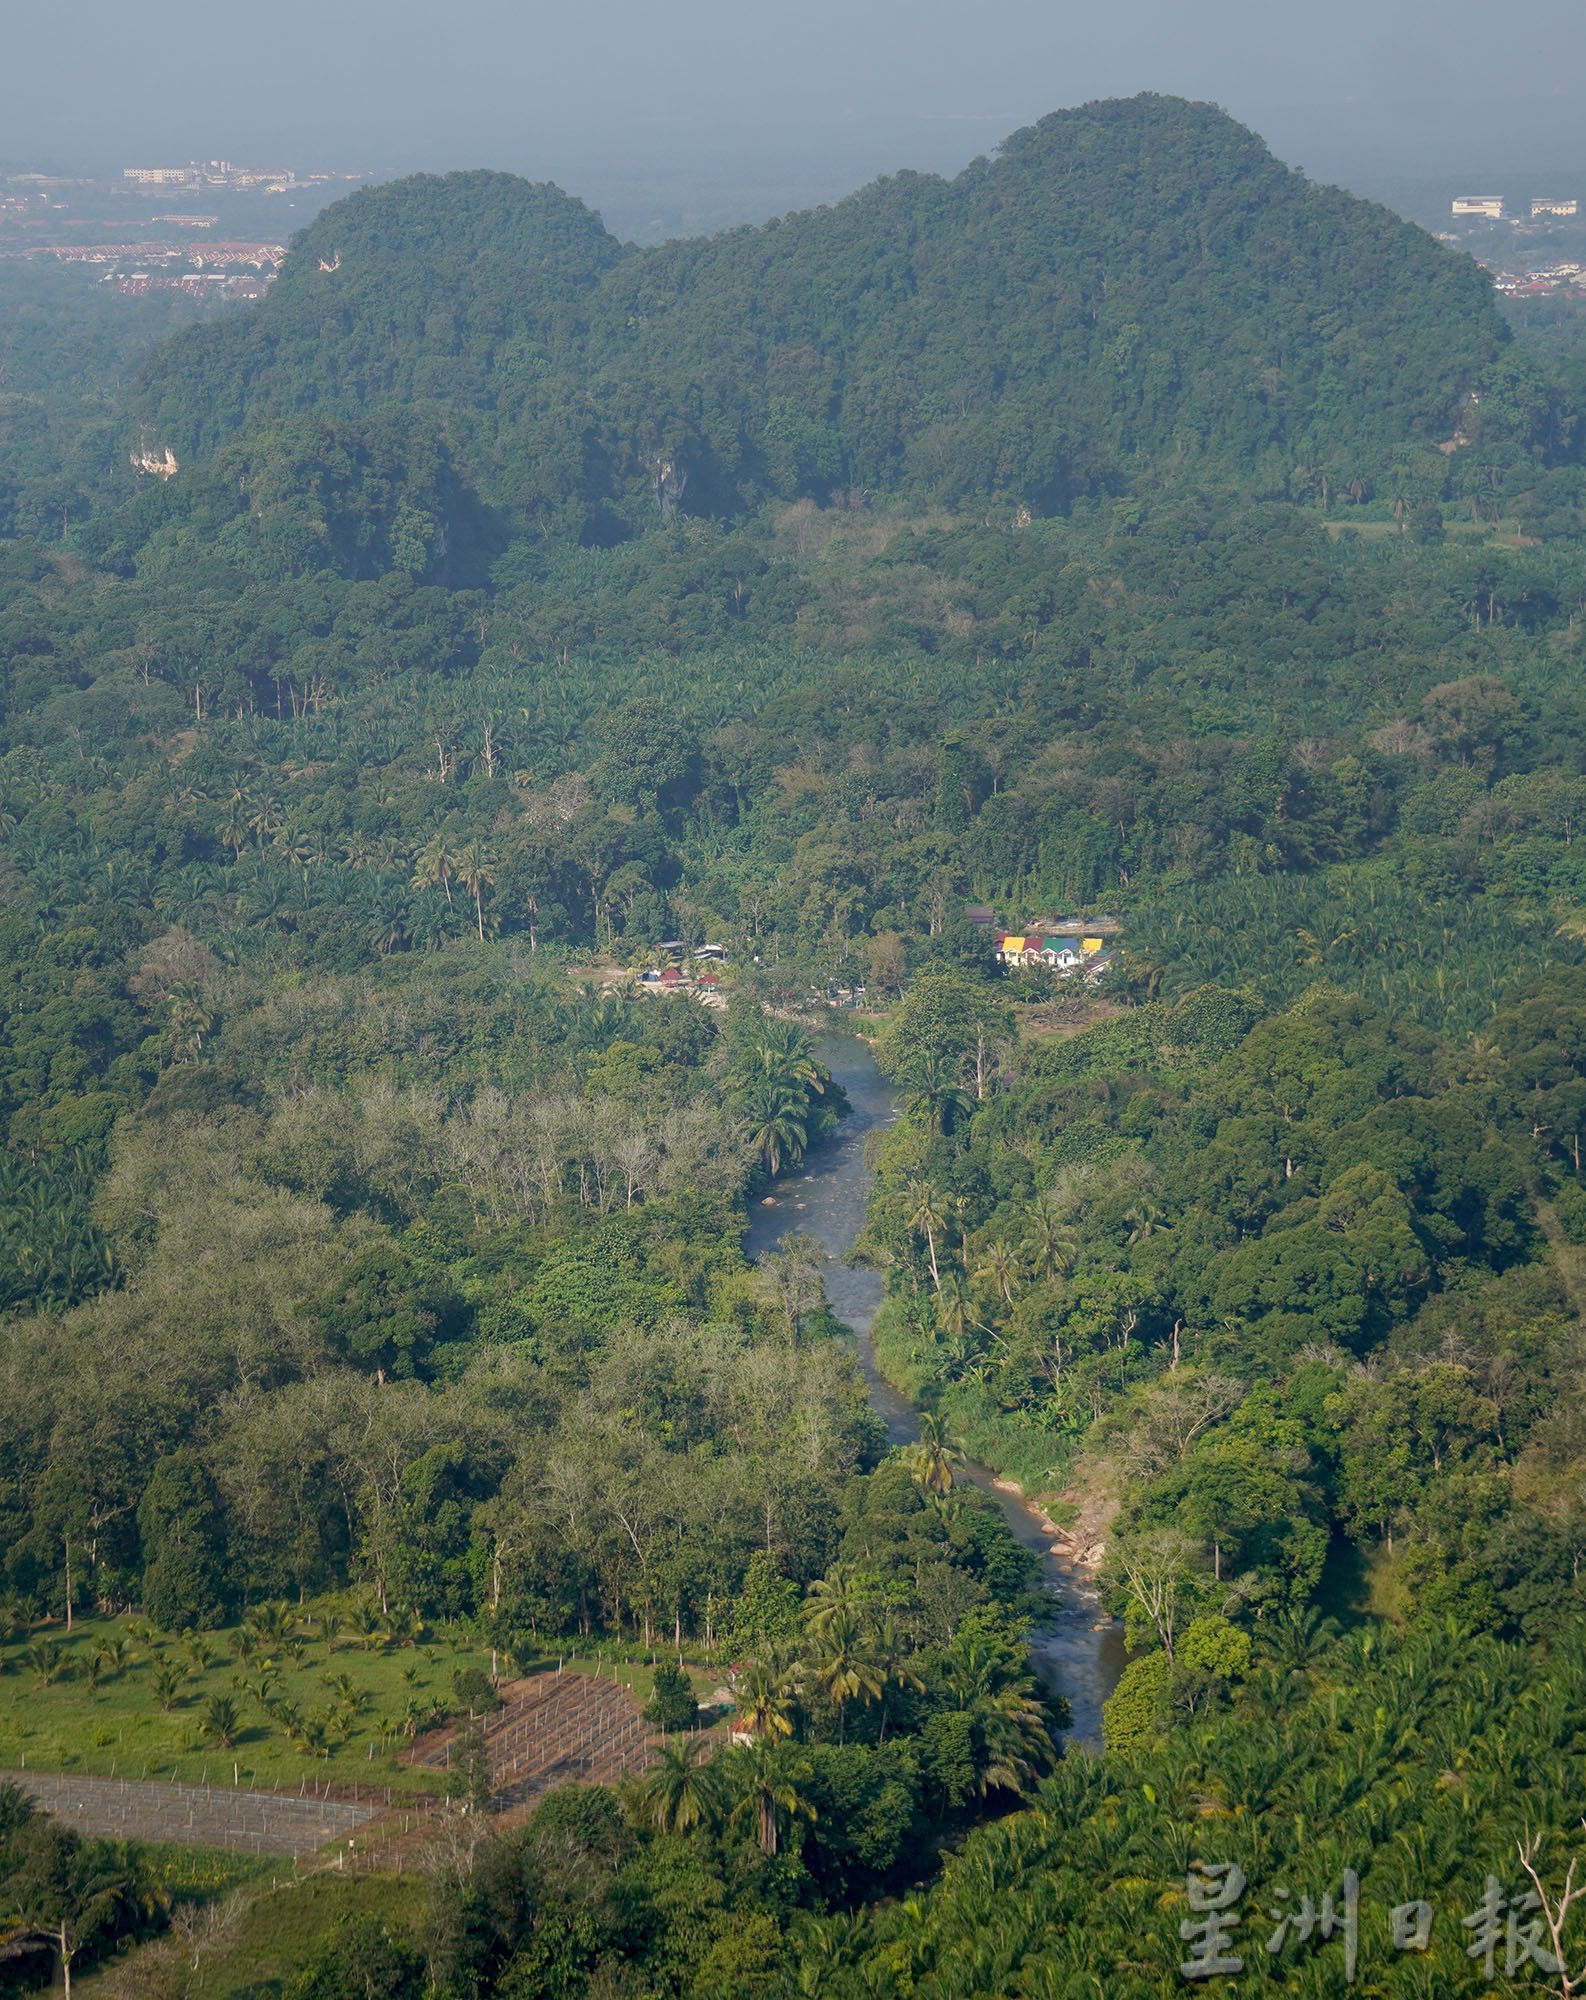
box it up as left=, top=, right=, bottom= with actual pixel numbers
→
left=419, top=1669, right=656, bottom=1811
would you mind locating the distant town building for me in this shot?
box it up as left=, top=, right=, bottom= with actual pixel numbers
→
left=123, top=161, right=296, bottom=191
left=1452, top=196, right=1504, bottom=220
left=1532, top=198, right=1580, bottom=219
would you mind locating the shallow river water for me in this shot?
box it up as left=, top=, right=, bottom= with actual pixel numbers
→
left=742, top=1033, right=1126, bottom=1748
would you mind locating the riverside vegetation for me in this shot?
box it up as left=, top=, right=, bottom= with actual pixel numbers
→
left=6, top=90, right=1586, bottom=1996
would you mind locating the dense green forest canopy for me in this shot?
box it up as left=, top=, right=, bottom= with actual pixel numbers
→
left=0, top=262, right=230, bottom=544
left=12, top=91, right=1586, bottom=2000
left=118, top=94, right=1530, bottom=543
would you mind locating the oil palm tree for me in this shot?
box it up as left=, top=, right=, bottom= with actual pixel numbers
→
left=726, top=1740, right=817, bottom=1858
left=245, top=794, right=283, bottom=850
left=152, top=1660, right=187, bottom=1711
left=199, top=1694, right=243, bottom=1749
left=215, top=790, right=249, bottom=862
left=739, top=1080, right=810, bottom=1178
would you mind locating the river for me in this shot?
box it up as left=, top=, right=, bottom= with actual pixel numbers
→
left=742, top=1033, right=1126, bottom=1748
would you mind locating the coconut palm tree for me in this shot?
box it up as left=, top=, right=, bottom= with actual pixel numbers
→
left=27, top=1640, right=66, bottom=1688
left=934, top=1272, right=972, bottom=1344
left=322, top=1671, right=368, bottom=1715
left=908, top=1046, right=971, bottom=1136
left=245, top=1669, right=281, bottom=1713
left=734, top=1659, right=798, bottom=1742
left=870, top=1617, right=925, bottom=1744
left=635, top=1737, right=723, bottom=1834
left=1024, top=1202, right=1078, bottom=1282
left=975, top=1237, right=1023, bottom=1303
left=180, top=1635, right=216, bottom=1674
left=973, top=1682, right=1056, bottom=1797
left=909, top=1411, right=961, bottom=1496
left=92, top=1637, right=131, bottom=1682
left=805, top=1608, right=885, bottom=1744
left=803, top=1564, right=879, bottom=1643
left=245, top=1601, right=298, bottom=1655
left=346, top=1599, right=387, bottom=1652
left=457, top=839, right=497, bottom=941
left=411, top=831, right=457, bottom=908
left=907, top=1181, right=946, bottom=1293
left=7, top=1828, right=141, bottom=1999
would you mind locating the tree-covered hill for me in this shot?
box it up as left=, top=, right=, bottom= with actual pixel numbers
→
left=129, top=95, right=1522, bottom=546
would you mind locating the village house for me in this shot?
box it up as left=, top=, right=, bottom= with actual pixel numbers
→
left=996, top=931, right=1108, bottom=975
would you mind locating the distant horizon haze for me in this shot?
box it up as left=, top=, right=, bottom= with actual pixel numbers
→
left=4, top=0, right=1584, bottom=209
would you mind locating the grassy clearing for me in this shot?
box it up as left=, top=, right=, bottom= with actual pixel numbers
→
left=0, top=1607, right=692, bottom=1795
left=79, top=1868, right=420, bottom=1998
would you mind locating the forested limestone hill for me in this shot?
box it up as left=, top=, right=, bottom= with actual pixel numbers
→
left=129, top=95, right=1518, bottom=548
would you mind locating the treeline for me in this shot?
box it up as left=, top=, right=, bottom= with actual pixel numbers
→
left=22, top=94, right=1549, bottom=549
left=0, top=968, right=850, bottom=1624
left=9, top=503, right=1586, bottom=994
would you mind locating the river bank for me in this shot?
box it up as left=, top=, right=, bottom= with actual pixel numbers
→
left=743, top=1032, right=1126, bottom=1748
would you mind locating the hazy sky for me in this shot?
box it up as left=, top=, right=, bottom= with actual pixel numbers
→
left=7, top=0, right=1586, bottom=191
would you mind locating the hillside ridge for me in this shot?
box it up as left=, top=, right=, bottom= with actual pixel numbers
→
left=126, top=93, right=1512, bottom=549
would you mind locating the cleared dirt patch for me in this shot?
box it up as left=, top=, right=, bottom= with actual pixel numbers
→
left=5, top=1769, right=380, bottom=1859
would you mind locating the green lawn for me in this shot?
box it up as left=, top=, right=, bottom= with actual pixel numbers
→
left=1, top=1607, right=501, bottom=1795
left=0, top=1607, right=690, bottom=1795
